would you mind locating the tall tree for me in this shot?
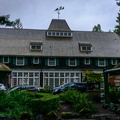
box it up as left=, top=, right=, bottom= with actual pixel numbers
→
left=114, top=0, right=120, bottom=35
left=92, top=24, right=102, bottom=32
left=0, top=14, right=23, bottom=29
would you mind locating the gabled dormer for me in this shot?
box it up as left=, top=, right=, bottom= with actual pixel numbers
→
left=46, top=19, right=73, bottom=38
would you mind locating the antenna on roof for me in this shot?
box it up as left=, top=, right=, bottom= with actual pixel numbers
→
left=54, top=6, right=64, bottom=19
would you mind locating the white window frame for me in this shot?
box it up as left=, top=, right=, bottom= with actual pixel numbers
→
left=69, top=58, right=77, bottom=66
left=43, top=71, right=81, bottom=87
left=3, top=57, right=9, bottom=63
left=11, top=71, right=40, bottom=87
left=30, top=44, right=42, bottom=50
left=16, top=57, right=24, bottom=66
left=98, top=59, right=106, bottom=67
left=33, top=57, right=39, bottom=64
left=47, top=31, right=73, bottom=37
left=111, top=59, right=117, bottom=65
left=48, top=58, right=56, bottom=66
left=84, top=58, right=90, bottom=65
left=81, top=46, right=92, bottom=51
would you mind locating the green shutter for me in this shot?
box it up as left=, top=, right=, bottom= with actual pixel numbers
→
left=45, top=58, right=48, bottom=66
left=77, top=58, right=80, bottom=66
left=24, top=58, right=28, bottom=65
left=90, top=58, right=92, bottom=64
left=13, top=58, right=16, bottom=65
left=31, top=58, right=34, bottom=64
left=1, top=57, right=3, bottom=63
left=56, top=59, right=59, bottom=66
left=66, top=58, right=68, bottom=66
left=39, top=58, right=41, bottom=64
left=106, top=59, right=109, bottom=66
left=95, top=59, right=98, bottom=66
left=9, top=58, right=11, bottom=63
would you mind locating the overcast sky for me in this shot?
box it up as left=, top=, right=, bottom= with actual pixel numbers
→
left=0, top=0, right=119, bottom=31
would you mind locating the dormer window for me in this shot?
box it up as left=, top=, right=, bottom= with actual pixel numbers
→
left=79, top=42, right=92, bottom=52
left=81, top=46, right=92, bottom=51
left=30, top=42, right=42, bottom=51
left=46, top=31, right=73, bottom=37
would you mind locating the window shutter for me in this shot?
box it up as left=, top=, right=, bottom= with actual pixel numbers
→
left=13, top=58, right=16, bottom=65
left=56, top=59, right=59, bottom=66
left=1, top=57, right=3, bottom=63
left=106, top=59, right=109, bottom=66
left=66, top=58, right=68, bottom=66
left=25, top=58, right=28, bottom=65
left=39, top=58, right=41, bottom=64
left=45, top=59, right=48, bottom=66
left=95, top=59, right=98, bottom=66
left=9, top=58, right=11, bottom=63
left=77, top=59, right=80, bottom=66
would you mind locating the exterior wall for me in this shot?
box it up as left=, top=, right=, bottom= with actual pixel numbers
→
left=0, top=56, right=119, bottom=88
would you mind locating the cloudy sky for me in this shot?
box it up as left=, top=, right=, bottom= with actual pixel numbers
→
left=0, top=0, right=119, bottom=31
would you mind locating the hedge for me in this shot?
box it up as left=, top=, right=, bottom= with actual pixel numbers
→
left=29, top=93, right=60, bottom=116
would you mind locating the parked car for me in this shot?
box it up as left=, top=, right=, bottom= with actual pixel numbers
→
left=53, top=82, right=95, bottom=94
left=0, top=83, right=6, bottom=90
left=8, top=85, right=43, bottom=93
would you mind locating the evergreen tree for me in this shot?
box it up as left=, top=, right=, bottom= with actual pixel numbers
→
left=92, top=24, right=102, bottom=32
left=0, top=14, right=23, bottom=29
left=114, top=0, right=120, bottom=34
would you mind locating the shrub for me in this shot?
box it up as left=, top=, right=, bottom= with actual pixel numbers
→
left=109, top=90, right=120, bottom=103
left=44, top=85, right=53, bottom=93
left=29, top=93, right=60, bottom=116
left=59, top=90, right=98, bottom=116
left=59, top=90, right=82, bottom=104
left=61, top=112, right=73, bottom=119
left=0, top=91, right=32, bottom=118
left=46, top=111, right=58, bottom=120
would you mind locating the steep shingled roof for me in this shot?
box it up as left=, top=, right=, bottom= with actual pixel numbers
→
left=48, top=19, right=71, bottom=31
left=0, top=19, right=120, bottom=58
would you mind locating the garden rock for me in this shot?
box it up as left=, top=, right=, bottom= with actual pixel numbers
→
left=0, top=114, right=13, bottom=119
left=91, top=113, right=119, bottom=120
left=36, top=114, right=43, bottom=120
left=61, top=112, right=74, bottom=119
left=20, top=112, right=32, bottom=120
left=45, top=111, right=58, bottom=120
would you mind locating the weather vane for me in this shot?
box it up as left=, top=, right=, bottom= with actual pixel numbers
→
left=54, top=6, right=64, bottom=19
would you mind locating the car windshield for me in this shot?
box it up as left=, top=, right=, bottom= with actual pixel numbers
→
left=60, top=83, right=71, bottom=88
left=8, top=86, right=19, bottom=91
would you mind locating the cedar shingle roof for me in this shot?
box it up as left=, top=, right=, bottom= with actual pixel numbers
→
left=48, top=19, right=71, bottom=31
left=0, top=19, right=120, bottom=58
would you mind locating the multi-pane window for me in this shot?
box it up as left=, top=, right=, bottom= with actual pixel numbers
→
left=43, top=71, right=81, bottom=87
left=81, top=46, right=92, bottom=51
left=47, top=31, right=73, bottom=37
left=79, top=43, right=92, bottom=52
left=30, top=42, right=42, bottom=50
left=48, top=58, right=56, bottom=66
left=33, top=57, right=39, bottom=64
left=84, top=58, right=90, bottom=65
left=3, top=57, right=9, bottom=63
left=16, top=57, right=24, bottom=66
left=69, top=58, right=76, bottom=66
left=98, top=59, right=106, bottom=67
left=111, top=59, right=117, bottom=65
left=12, top=71, right=40, bottom=87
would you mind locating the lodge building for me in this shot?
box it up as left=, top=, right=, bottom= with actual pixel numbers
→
left=0, top=19, right=120, bottom=88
